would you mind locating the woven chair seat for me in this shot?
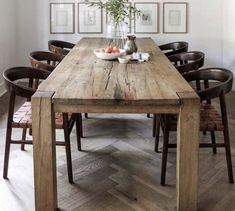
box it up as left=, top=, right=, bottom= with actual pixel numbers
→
left=12, top=102, right=64, bottom=129
left=168, top=103, right=224, bottom=131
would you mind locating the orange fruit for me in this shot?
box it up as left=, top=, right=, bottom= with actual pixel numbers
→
left=105, top=47, right=112, bottom=53
left=112, top=49, right=120, bottom=53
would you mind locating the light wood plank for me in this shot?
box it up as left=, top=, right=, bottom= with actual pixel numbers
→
left=32, top=91, right=57, bottom=211
left=38, top=38, right=193, bottom=106
left=53, top=104, right=180, bottom=114
left=176, top=92, right=200, bottom=211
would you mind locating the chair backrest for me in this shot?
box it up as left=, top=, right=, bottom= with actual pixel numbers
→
left=3, top=67, right=50, bottom=99
left=159, top=42, right=188, bottom=57
left=168, top=51, right=205, bottom=74
left=183, top=68, right=233, bottom=101
left=48, top=40, right=75, bottom=56
left=30, top=51, right=63, bottom=72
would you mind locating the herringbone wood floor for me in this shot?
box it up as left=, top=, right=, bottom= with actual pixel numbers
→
left=0, top=92, right=235, bottom=211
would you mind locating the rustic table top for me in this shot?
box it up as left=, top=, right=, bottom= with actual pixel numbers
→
left=39, top=37, right=194, bottom=106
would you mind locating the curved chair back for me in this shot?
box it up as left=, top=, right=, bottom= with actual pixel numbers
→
left=159, top=42, right=188, bottom=57
left=3, top=67, right=50, bottom=99
left=168, top=51, right=205, bottom=74
left=30, top=51, right=63, bottom=72
left=48, top=40, right=75, bottom=56
left=183, top=68, right=233, bottom=101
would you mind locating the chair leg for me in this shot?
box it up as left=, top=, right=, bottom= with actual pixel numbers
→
left=161, top=115, right=170, bottom=186
left=29, top=128, right=32, bottom=136
left=76, top=114, right=82, bottom=151
left=147, top=113, right=151, bottom=118
left=203, top=131, right=206, bottom=135
left=152, top=114, right=157, bottom=137
left=154, top=116, right=161, bottom=153
left=196, top=80, right=201, bottom=91
left=85, top=113, right=88, bottom=119
left=21, top=128, right=27, bottom=151
left=220, top=93, right=234, bottom=183
left=223, top=129, right=234, bottom=183
left=63, top=113, right=73, bottom=184
left=78, top=113, right=84, bottom=138
left=210, top=131, right=217, bottom=154
left=3, top=126, right=12, bottom=179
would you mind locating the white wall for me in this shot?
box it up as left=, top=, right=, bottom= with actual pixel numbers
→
left=16, top=0, right=225, bottom=68
left=15, top=0, right=42, bottom=66
left=0, top=0, right=17, bottom=95
left=0, top=0, right=234, bottom=95
left=223, top=0, right=235, bottom=89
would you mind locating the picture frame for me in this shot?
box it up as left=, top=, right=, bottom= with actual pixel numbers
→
left=78, top=2, right=103, bottom=34
left=106, top=3, right=132, bottom=34
left=163, top=2, right=188, bottom=34
left=134, top=2, right=159, bottom=34
left=50, top=3, right=75, bottom=34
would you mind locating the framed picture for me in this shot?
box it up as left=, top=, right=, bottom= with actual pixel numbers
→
left=106, top=3, right=131, bottom=34
left=163, top=2, right=188, bottom=33
left=78, top=3, right=103, bottom=34
left=50, top=3, right=75, bottom=34
left=134, top=2, right=159, bottom=34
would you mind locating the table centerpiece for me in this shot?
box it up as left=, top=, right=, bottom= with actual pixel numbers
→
left=87, top=0, right=140, bottom=49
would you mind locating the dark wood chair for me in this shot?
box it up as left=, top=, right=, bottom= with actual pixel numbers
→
left=152, top=51, right=205, bottom=136
left=155, top=68, right=234, bottom=185
left=30, top=51, right=64, bottom=72
left=2, top=67, right=81, bottom=183
left=147, top=43, right=190, bottom=118
left=159, top=42, right=188, bottom=57
left=30, top=51, right=84, bottom=141
left=48, top=40, right=75, bottom=56
left=168, top=51, right=205, bottom=75
left=148, top=42, right=189, bottom=119
left=47, top=42, right=89, bottom=120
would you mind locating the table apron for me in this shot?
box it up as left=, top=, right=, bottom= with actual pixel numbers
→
left=53, top=103, right=181, bottom=114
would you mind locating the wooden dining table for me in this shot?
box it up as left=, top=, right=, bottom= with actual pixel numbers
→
left=32, top=38, right=200, bottom=211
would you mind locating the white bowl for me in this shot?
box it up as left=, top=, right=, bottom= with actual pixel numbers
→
left=94, top=49, right=126, bottom=60
left=118, top=55, right=131, bottom=64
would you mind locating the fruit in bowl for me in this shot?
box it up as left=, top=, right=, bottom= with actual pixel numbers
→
left=99, top=47, right=120, bottom=54
left=94, top=47, right=126, bottom=60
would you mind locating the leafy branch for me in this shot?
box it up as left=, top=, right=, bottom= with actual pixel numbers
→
left=86, top=0, right=140, bottom=27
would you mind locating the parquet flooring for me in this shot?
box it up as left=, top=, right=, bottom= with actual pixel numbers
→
left=0, top=93, right=234, bottom=211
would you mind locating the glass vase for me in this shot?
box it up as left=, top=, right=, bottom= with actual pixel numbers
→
left=106, top=19, right=128, bottom=49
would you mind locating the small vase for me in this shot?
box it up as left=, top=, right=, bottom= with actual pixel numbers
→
left=124, top=35, right=138, bottom=55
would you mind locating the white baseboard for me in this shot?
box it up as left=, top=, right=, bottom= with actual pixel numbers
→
left=0, top=82, right=6, bottom=96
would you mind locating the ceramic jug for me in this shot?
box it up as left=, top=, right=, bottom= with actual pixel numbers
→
left=124, top=35, right=138, bottom=55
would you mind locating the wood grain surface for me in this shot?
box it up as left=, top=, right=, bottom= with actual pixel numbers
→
left=39, top=38, right=193, bottom=106
left=176, top=92, right=200, bottom=211
left=32, top=91, right=57, bottom=211
left=34, top=38, right=199, bottom=211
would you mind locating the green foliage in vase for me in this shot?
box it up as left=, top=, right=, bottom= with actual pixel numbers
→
left=87, top=0, right=140, bottom=27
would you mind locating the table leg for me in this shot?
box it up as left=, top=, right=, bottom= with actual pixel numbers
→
left=176, top=94, right=200, bottom=211
left=32, top=91, right=57, bottom=211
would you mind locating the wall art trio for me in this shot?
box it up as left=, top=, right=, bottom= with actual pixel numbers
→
left=50, top=2, right=188, bottom=34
